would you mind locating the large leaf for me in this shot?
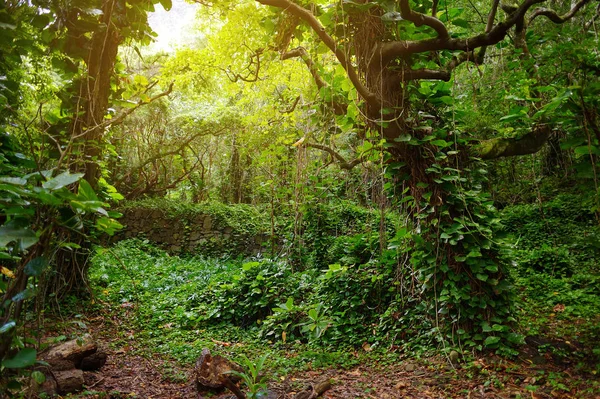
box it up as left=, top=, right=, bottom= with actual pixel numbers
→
left=2, top=348, right=36, bottom=368
left=42, top=171, right=83, bottom=191
left=77, top=179, right=99, bottom=201
left=24, top=257, right=48, bottom=277
left=0, top=321, right=16, bottom=334
left=0, top=223, right=38, bottom=249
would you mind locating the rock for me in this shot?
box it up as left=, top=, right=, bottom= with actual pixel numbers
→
left=195, top=348, right=243, bottom=389
left=404, top=363, right=416, bottom=372
left=42, top=335, right=97, bottom=370
left=203, top=216, right=213, bottom=230
left=80, top=351, right=107, bottom=371
left=53, top=369, right=85, bottom=394
left=449, top=350, right=459, bottom=363
left=39, top=374, right=58, bottom=396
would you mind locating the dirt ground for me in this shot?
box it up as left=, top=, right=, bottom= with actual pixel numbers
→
left=70, top=320, right=599, bottom=399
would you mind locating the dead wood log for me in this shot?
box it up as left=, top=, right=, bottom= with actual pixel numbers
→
left=195, top=348, right=243, bottom=389
left=293, top=378, right=332, bottom=399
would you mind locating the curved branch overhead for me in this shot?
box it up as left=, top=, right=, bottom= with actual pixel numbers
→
left=529, top=0, right=592, bottom=24
left=399, top=0, right=449, bottom=39
left=256, top=0, right=381, bottom=110
left=254, top=0, right=595, bottom=161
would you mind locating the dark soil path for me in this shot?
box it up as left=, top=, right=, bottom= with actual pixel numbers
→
left=69, top=322, right=599, bottom=399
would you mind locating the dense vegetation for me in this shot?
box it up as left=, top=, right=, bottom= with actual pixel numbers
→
left=0, top=0, right=599, bottom=396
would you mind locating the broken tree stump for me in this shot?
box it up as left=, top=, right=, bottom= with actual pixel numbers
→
left=195, top=348, right=243, bottom=389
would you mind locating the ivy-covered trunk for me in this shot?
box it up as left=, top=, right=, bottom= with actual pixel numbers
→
left=44, top=0, right=124, bottom=296
left=347, top=10, right=514, bottom=347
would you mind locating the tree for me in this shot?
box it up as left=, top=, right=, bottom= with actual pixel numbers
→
left=227, top=0, right=600, bottom=345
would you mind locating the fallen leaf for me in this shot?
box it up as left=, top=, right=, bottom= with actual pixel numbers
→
left=1, top=266, right=15, bottom=279
left=553, top=304, right=565, bottom=312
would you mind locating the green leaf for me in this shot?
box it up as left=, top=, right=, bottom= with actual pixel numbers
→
left=0, top=223, right=38, bottom=249
left=0, top=176, right=27, bottom=185
left=2, top=348, right=36, bottom=368
left=159, top=0, right=172, bottom=11
left=12, top=288, right=35, bottom=302
left=0, top=321, right=16, bottom=333
left=42, top=171, right=83, bottom=191
left=430, top=140, right=450, bottom=147
left=77, top=179, right=99, bottom=201
left=484, top=336, right=501, bottom=346
left=24, top=257, right=48, bottom=277
left=31, top=370, right=46, bottom=384
left=574, top=145, right=600, bottom=156
left=243, top=261, right=260, bottom=271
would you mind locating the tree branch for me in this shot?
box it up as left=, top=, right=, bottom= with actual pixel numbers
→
left=378, top=0, right=544, bottom=65
left=529, top=0, right=591, bottom=24
left=399, top=0, right=449, bottom=39
left=280, top=46, right=347, bottom=114
left=281, top=47, right=327, bottom=89
left=304, top=142, right=362, bottom=170
left=256, top=0, right=381, bottom=110
left=476, top=124, right=551, bottom=159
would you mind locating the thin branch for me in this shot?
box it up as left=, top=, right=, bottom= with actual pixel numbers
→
left=486, top=0, right=501, bottom=32
left=80, top=82, right=174, bottom=139
left=256, top=0, right=381, bottom=110
left=529, top=0, right=591, bottom=24
left=281, top=47, right=327, bottom=89
left=280, top=46, right=347, bottom=114
left=220, top=46, right=263, bottom=82
left=280, top=95, right=301, bottom=113
left=304, top=142, right=362, bottom=170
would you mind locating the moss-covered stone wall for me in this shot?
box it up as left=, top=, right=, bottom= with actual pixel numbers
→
left=115, top=200, right=272, bottom=257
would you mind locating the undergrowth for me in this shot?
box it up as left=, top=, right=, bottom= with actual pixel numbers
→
left=88, top=192, right=600, bottom=378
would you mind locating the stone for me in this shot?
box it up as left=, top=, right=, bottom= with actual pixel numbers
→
left=42, top=335, right=97, bottom=370
left=190, top=231, right=202, bottom=241
left=53, top=369, right=84, bottom=394
left=39, top=374, right=58, bottom=396
left=203, top=216, right=213, bottom=230
left=404, top=363, right=416, bottom=372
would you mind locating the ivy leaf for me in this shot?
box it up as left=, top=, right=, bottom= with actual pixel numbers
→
left=2, top=348, right=36, bottom=368
left=24, top=257, right=48, bottom=277
left=31, top=370, right=46, bottom=384
left=484, top=336, right=501, bottom=346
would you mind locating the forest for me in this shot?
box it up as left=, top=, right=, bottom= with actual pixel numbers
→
left=0, top=0, right=599, bottom=397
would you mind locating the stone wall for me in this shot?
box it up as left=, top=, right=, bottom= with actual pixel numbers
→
left=115, top=201, right=273, bottom=257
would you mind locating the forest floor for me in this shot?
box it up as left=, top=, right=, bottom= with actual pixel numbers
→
left=51, top=308, right=600, bottom=399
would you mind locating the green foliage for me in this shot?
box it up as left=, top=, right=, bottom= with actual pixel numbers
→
left=227, top=354, right=269, bottom=399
